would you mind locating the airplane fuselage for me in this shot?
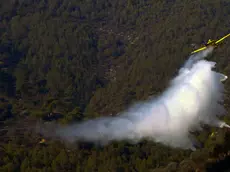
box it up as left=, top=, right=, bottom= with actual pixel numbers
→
left=191, top=33, right=230, bottom=54
left=205, top=39, right=216, bottom=46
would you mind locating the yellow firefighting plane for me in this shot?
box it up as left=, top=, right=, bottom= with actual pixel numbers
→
left=191, top=33, right=230, bottom=54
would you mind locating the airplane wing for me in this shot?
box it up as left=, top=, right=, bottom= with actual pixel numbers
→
left=191, top=46, right=207, bottom=54
left=215, top=33, right=230, bottom=44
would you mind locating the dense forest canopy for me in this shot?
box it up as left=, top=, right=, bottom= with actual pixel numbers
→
left=1, top=0, right=230, bottom=171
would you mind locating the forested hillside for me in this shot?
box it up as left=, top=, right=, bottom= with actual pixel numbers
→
left=1, top=0, right=230, bottom=171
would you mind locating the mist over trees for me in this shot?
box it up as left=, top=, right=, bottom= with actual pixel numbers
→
left=1, top=0, right=230, bottom=171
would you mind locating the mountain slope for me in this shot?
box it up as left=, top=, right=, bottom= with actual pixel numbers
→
left=1, top=0, right=230, bottom=171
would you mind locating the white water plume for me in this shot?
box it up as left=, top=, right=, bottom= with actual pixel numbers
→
left=41, top=46, right=229, bottom=150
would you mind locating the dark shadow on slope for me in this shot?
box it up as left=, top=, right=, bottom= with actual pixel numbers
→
left=206, top=156, right=230, bottom=172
